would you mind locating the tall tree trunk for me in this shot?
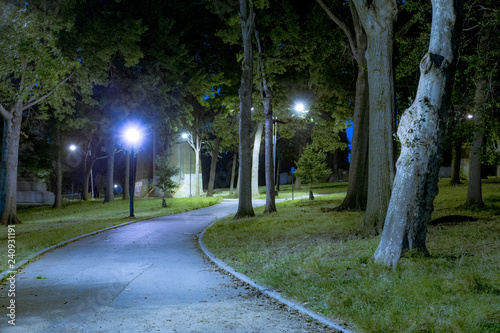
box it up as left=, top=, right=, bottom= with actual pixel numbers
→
left=374, top=0, right=462, bottom=267
left=465, top=78, right=486, bottom=207
left=353, top=0, right=397, bottom=235
left=450, top=144, right=462, bottom=185
left=0, top=102, right=22, bottom=225
left=316, top=0, right=369, bottom=211
left=254, top=28, right=276, bottom=213
left=230, top=151, right=237, bottom=196
left=82, top=168, right=91, bottom=201
left=53, top=128, right=62, bottom=209
left=251, top=122, right=264, bottom=197
left=207, top=137, right=221, bottom=197
left=103, top=136, right=115, bottom=203
left=234, top=0, right=255, bottom=219
left=336, top=66, right=369, bottom=210
left=123, top=151, right=130, bottom=200
left=264, top=111, right=276, bottom=213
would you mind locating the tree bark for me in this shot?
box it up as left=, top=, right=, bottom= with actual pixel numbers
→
left=53, top=128, right=62, bottom=209
left=0, top=102, right=22, bottom=225
left=264, top=115, right=276, bottom=213
left=353, top=0, right=397, bottom=235
left=465, top=78, right=486, bottom=207
left=230, top=151, right=237, bottom=196
left=374, top=0, right=462, bottom=267
left=82, top=168, right=91, bottom=201
left=207, top=136, right=221, bottom=197
left=251, top=122, right=264, bottom=197
left=103, top=135, right=115, bottom=203
left=234, top=0, right=255, bottom=219
left=450, top=144, right=462, bottom=185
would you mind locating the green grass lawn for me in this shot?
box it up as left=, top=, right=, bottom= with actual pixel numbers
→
left=0, top=196, right=222, bottom=274
left=203, top=179, right=500, bottom=333
left=213, top=181, right=348, bottom=200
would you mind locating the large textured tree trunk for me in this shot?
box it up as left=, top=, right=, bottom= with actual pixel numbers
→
left=123, top=151, right=130, bottom=200
left=53, top=128, right=62, bottom=209
left=230, top=151, right=237, bottom=196
left=0, top=102, right=22, bottom=225
left=251, top=122, right=264, bottom=197
left=465, top=78, right=486, bottom=207
left=353, top=0, right=397, bottom=235
left=103, top=135, right=115, bottom=203
left=337, top=66, right=369, bottom=210
left=374, top=0, right=462, bottom=267
left=207, top=137, right=221, bottom=197
left=450, top=144, right=462, bottom=185
left=234, top=0, right=255, bottom=219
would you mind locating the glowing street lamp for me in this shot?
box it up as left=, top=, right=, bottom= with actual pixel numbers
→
left=294, top=102, right=305, bottom=113
left=182, top=132, right=192, bottom=198
left=123, top=125, right=143, bottom=218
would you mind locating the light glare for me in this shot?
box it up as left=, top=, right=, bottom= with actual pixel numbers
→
left=125, top=127, right=141, bottom=145
left=295, top=103, right=305, bottom=112
left=69, top=144, right=77, bottom=151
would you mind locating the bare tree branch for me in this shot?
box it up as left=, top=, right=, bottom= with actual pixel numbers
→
left=23, top=72, right=74, bottom=111
left=316, top=0, right=358, bottom=58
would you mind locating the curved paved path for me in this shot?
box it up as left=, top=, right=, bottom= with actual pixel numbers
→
left=1, top=199, right=340, bottom=333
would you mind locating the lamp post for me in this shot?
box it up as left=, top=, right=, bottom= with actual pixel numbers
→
left=272, top=102, right=308, bottom=193
left=124, top=126, right=142, bottom=218
left=182, top=133, right=192, bottom=197
left=69, top=144, right=94, bottom=200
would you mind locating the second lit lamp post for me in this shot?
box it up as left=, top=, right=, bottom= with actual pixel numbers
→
left=181, top=132, right=192, bottom=197
left=69, top=144, right=94, bottom=200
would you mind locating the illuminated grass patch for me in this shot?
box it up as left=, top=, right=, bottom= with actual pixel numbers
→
left=203, top=180, right=500, bottom=332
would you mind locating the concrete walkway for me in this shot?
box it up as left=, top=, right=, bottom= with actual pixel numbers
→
left=0, top=199, right=342, bottom=333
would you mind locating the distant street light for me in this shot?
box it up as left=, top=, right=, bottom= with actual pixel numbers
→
left=182, top=132, right=192, bottom=198
left=467, top=114, right=473, bottom=119
left=68, top=144, right=94, bottom=199
left=123, top=125, right=143, bottom=218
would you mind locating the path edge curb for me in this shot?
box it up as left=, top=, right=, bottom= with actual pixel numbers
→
left=198, top=222, right=355, bottom=333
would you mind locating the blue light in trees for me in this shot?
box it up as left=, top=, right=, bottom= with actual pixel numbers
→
left=346, top=120, right=353, bottom=162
